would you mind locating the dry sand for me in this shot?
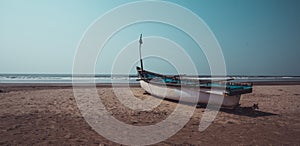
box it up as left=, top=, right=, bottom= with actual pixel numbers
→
left=0, top=85, right=300, bottom=145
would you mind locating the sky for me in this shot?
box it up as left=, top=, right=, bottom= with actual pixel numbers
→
left=0, top=0, right=300, bottom=75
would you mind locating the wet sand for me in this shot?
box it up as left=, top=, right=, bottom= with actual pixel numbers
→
left=0, top=85, right=300, bottom=145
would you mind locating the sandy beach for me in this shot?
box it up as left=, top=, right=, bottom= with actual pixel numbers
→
left=0, top=84, right=300, bottom=145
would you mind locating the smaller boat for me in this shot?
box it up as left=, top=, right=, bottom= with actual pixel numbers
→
left=136, top=34, right=253, bottom=107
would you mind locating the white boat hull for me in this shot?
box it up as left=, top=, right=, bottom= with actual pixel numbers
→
left=140, top=80, right=241, bottom=107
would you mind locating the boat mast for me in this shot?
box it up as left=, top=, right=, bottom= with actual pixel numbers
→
left=139, top=34, right=144, bottom=71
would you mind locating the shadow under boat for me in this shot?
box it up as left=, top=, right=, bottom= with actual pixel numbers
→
left=219, top=106, right=277, bottom=118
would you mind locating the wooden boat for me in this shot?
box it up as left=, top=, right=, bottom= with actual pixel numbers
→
left=136, top=34, right=252, bottom=107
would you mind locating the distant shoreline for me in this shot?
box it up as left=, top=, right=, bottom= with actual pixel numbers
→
left=0, top=83, right=140, bottom=92
left=1, top=81, right=300, bottom=88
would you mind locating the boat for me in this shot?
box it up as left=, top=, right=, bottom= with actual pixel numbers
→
left=136, top=34, right=253, bottom=107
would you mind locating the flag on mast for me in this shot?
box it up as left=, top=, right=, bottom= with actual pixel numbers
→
left=139, top=34, right=143, bottom=71
left=139, top=34, right=143, bottom=44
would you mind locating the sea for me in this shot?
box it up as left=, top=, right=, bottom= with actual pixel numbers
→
left=0, top=74, right=138, bottom=84
left=1, top=74, right=300, bottom=85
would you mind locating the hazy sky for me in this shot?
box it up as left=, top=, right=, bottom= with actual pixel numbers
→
left=1, top=0, right=300, bottom=75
